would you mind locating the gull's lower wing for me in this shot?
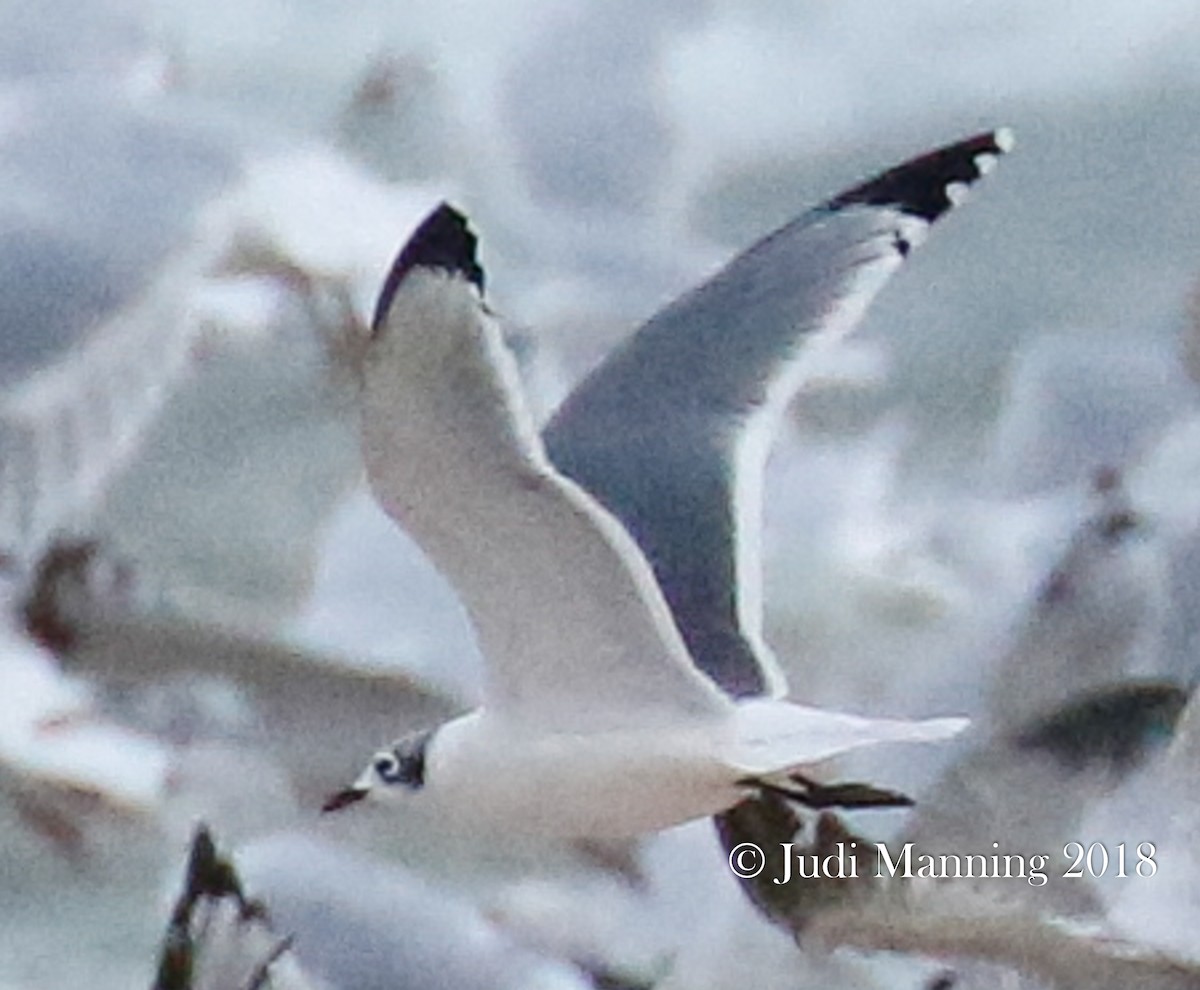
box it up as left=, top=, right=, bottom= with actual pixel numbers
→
left=362, top=207, right=731, bottom=731
left=544, top=130, right=1012, bottom=699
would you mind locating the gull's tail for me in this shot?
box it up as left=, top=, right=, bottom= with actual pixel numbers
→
left=729, top=698, right=967, bottom=775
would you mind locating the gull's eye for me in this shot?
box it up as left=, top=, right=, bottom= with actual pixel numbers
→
left=373, top=753, right=401, bottom=782
left=371, top=732, right=431, bottom=790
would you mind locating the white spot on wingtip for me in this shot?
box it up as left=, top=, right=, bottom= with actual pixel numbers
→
left=974, top=152, right=1000, bottom=176
left=993, top=126, right=1016, bottom=153
left=945, top=181, right=971, bottom=207
left=896, top=213, right=930, bottom=251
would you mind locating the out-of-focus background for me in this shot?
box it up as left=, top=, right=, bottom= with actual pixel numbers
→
left=4, top=1, right=1200, bottom=987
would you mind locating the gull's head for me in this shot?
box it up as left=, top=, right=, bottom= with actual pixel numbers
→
left=322, top=728, right=433, bottom=814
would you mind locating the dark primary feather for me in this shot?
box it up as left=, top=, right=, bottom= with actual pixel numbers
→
left=371, top=203, right=484, bottom=335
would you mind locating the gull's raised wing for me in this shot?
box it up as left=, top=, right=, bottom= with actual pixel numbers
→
left=362, top=206, right=731, bottom=731
left=545, top=130, right=1012, bottom=698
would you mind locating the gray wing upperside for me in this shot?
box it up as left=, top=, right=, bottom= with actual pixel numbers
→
left=544, top=130, right=1012, bottom=699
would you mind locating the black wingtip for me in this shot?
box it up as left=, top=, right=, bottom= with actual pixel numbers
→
left=828, top=127, right=1014, bottom=223
left=371, top=202, right=486, bottom=335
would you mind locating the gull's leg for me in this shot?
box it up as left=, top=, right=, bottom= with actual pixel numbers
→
left=739, top=772, right=913, bottom=810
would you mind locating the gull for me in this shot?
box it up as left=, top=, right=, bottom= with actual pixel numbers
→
left=1101, top=680, right=1200, bottom=963
left=985, top=467, right=1166, bottom=733
left=325, top=131, right=1013, bottom=837
left=902, top=678, right=1187, bottom=920
left=0, top=82, right=238, bottom=564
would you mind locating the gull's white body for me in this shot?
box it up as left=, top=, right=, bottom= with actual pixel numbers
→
left=419, top=711, right=739, bottom=837
left=358, top=264, right=965, bottom=837
left=411, top=702, right=961, bottom=837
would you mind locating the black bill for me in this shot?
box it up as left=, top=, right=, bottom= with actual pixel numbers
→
left=321, top=786, right=369, bottom=814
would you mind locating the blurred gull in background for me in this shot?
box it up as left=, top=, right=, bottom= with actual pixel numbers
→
left=721, top=466, right=1196, bottom=987
left=0, top=0, right=448, bottom=829
left=983, top=469, right=1170, bottom=732
left=0, top=8, right=466, bottom=986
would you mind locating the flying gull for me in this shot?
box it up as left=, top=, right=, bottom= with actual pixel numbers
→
left=323, top=131, right=1012, bottom=836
